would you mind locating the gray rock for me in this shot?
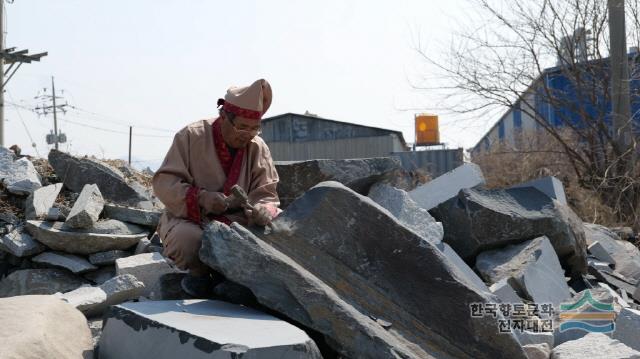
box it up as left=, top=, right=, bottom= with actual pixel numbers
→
left=103, top=204, right=161, bottom=227
left=200, top=182, right=527, bottom=359
left=84, top=266, right=116, bottom=285
left=48, top=149, right=149, bottom=206
left=0, top=149, right=42, bottom=195
left=275, top=157, right=403, bottom=208
left=0, top=295, right=93, bottom=358
left=409, top=162, right=485, bottom=211
left=32, top=251, right=97, bottom=274
left=65, top=184, right=105, bottom=229
left=45, top=207, right=64, bottom=221
left=134, top=237, right=151, bottom=254
left=434, top=187, right=588, bottom=275
left=588, top=241, right=617, bottom=265
left=60, top=274, right=145, bottom=317
left=0, top=227, right=46, bottom=257
left=524, top=343, right=551, bottom=359
left=489, top=278, right=523, bottom=304
left=517, top=330, right=554, bottom=347
left=89, top=250, right=130, bottom=266
left=0, top=268, right=89, bottom=297
left=368, top=182, right=443, bottom=243
left=437, top=242, right=490, bottom=294
left=551, top=333, right=640, bottom=358
left=24, top=183, right=63, bottom=220
left=25, top=220, right=148, bottom=255
left=511, top=176, right=567, bottom=205
left=613, top=307, right=640, bottom=351
left=99, top=300, right=322, bottom=359
left=115, top=252, right=175, bottom=296
left=584, top=223, right=640, bottom=283
left=476, top=236, right=571, bottom=307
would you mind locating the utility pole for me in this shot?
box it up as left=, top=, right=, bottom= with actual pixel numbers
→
left=608, top=0, right=633, bottom=157
left=35, top=77, right=68, bottom=149
left=128, top=126, right=132, bottom=165
left=0, top=1, right=47, bottom=147
left=51, top=77, right=59, bottom=150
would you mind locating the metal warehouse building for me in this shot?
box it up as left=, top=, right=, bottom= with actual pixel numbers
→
left=261, top=113, right=409, bottom=161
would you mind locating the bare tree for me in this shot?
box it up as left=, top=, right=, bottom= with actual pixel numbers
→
left=418, top=0, right=640, bottom=227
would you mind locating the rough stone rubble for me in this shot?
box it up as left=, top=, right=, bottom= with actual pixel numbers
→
left=1, top=148, right=640, bottom=358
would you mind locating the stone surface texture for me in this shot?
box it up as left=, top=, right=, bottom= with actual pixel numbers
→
left=115, top=252, right=175, bottom=296
left=409, top=162, right=485, bottom=211
left=476, top=236, right=571, bottom=307
left=0, top=268, right=88, bottom=297
left=25, top=220, right=147, bottom=255
left=0, top=295, right=93, bottom=359
left=434, top=187, right=587, bottom=275
left=65, top=184, right=105, bottom=229
left=99, top=300, right=322, bottom=359
left=48, top=149, right=149, bottom=206
left=275, top=157, right=403, bottom=208
left=0, top=227, right=45, bottom=257
left=200, top=181, right=527, bottom=359
left=103, top=204, right=161, bottom=227
left=551, top=333, right=640, bottom=359
left=25, top=183, right=63, bottom=220
left=32, top=251, right=97, bottom=274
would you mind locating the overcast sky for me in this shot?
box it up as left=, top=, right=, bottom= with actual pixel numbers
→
left=5, top=0, right=500, bottom=169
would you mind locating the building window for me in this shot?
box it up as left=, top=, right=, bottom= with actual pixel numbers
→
left=498, top=120, right=505, bottom=140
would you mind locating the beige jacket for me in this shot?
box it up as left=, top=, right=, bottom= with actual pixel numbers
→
left=152, top=118, right=279, bottom=237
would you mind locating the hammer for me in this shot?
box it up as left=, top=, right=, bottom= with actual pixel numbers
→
left=230, top=184, right=254, bottom=210
left=229, top=184, right=273, bottom=228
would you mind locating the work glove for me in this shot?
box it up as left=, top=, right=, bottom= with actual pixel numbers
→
left=244, top=204, right=274, bottom=227
left=198, top=190, right=228, bottom=215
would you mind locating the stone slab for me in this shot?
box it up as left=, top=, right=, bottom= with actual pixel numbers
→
left=25, top=220, right=147, bottom=255
left=0, top=152, right=42, bottom=195
left=0, top=227, right=46, bottom=257
left=510, top=176, right=567, bottom=205
left=589, top=241, right=617, bottom=265
left=0, top=268, right=89, bottom=297
left=368, top=182, right=443, bottom=244
left=89, top=250, right=130, bottom=266
left=200, top=182, right=527, bottom=359
left=489, top=278, right=523, bottom=304
left=476, top=236, right=571, bottom=307
left=584, top=223, right=640, bottom=283
left=275, top=157, right=403, bottom=208
left=48, top=149, right=149, bottom=206
left=32, top=251, right=97, bottom=274
left=99, top=299, right=322, bottom=359
left=61, top=274, right=144, bottom=317
left=84, top=266, right=116, bottom=285
left=434, top=187, right=588, bottom=275
left=409, top=162, right=485, bottom=211
left=25, top=183, right=63, bottom=220
left=613, top=307, right=640, bottom=352
left=552, top=333, right=640, bottom=359
left=65, top=184, right=105, bottom=229
left=103, top=204, right=161, bottom=228
left=115, top=252, right=175, bottom=296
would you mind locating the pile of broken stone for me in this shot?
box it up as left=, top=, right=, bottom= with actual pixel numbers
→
left=2, top=146, right=640, bottom=359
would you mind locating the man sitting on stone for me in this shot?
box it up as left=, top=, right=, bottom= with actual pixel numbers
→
left=152, top=79, right=280, bottom=297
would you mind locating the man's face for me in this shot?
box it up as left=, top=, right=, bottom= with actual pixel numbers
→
left=223, top=115, right=262, bottom=149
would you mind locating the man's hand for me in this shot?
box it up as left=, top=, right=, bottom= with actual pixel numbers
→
left=198, top=190, right=228, bottom=215
left=244, top=204, right=273, bottom=226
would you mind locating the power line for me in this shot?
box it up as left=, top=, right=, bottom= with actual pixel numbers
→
left=67, top=104, right=176, bottom=133
left=7, top=91, right=40, bottom=156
